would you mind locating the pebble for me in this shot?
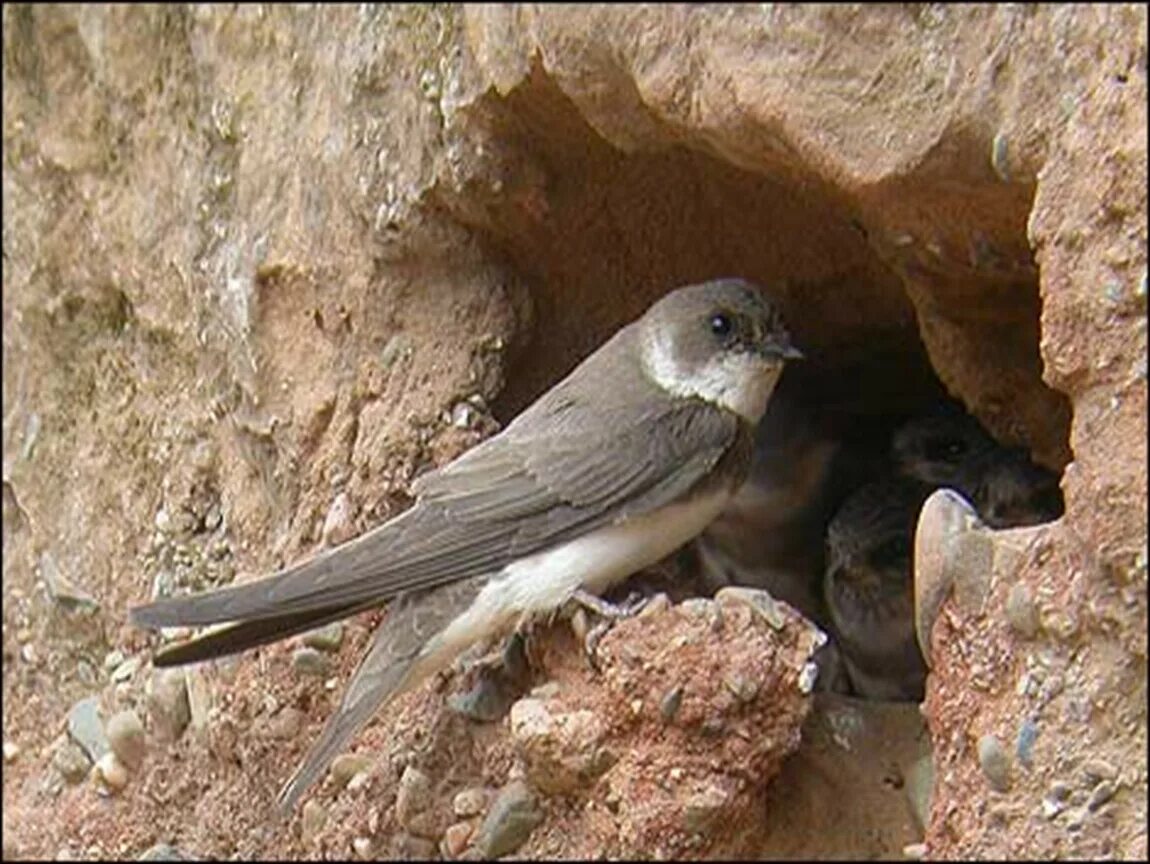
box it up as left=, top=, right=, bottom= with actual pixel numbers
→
left=93, top=752, right=130, bottom=792
left=1041, top=796, right=1065, bottom=819
left=1082, top=758, right=1118, bottom=782
left=394, top=833, right=437, bottom=859
left=106, top=709, right=147, bottom=770
left=347, top=769, right=374, bottom=793
left=1015, top=717, right=1039, bottom=768
left=977, top=733, right=1011, bottom=792
left=797, top=662, right=819, bottom=695
left=904, top=754, right=934, bottom=831
left=111, top=656, right=143, bottom=683
left=442, top=820, right=474, bottom=857
left=510, top=698, right=615, bottom=794
left=723, top=672, right=759, bottom=703
left=471, top=779, right=543, bottom=859
left=1065, top=806, right=1088, bottom=831
left=291, top=647, right=332, bottom=677
left=148, top=668, right=191, bottom=742
left=1087, top=780, right=1116, bottom=811
left=267, top=707, right=304, bottom=740
left=52, top=736, right=93, bottom=784
left=302, top=622, right=344, bottom=653
left=1005, top=584, right=1040, bottom=638
left=659, top=686, right=683, bottom=722
left=453, top=787, right=489, bottom=818
left=395, top=765, right=434, bottom=829
left=3, top=740, right=20, bottom=763
left=331, top=753, right=373, bottom=789
left=682, top=784, right=731, bottom=835
left=137, top=843, right=197, bottom=861
left=449, top=669, right=517, bottom=723
left=301, top=800, right=328, bottom=845
left=103, top=650, right=126, bottom=671
left=352, top=837, right=373, bottom=859
left=714, top=586, right=786, bottom=630
left=903, top=843, right=926, bottom=860
left=322, top=493, right=355, bottom=547
left=68, top=696, right=109, bottom=762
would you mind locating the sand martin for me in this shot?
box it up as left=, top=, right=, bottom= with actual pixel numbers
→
left=824, top=476, right=930, bottom=701
left=891, top=404, right=1063, bottom=529
left=131, top=278, right=802, bottom=810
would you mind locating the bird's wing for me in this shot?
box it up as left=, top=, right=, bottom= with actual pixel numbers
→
left=131, top=393, right=740, bottom=634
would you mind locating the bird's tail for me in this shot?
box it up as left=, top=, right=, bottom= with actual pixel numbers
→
left=150, top=599, right=378, bottom=667
left=276, top=574, right=491, bottom=812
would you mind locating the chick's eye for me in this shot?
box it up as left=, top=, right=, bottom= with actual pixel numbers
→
left=925, top=437, right=967, bottom=463
left=710, top=313, right=732, bottom=337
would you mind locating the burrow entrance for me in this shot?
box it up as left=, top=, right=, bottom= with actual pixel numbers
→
left=432, top=65, right=1073, bottom=857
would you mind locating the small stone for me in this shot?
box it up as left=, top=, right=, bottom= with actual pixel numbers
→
left=292, top=647, right=332, bottom=677
left=52, top=735, right=93, bottom=784
left=137, top=843, right=197, bottom=861
left=903, top=843, right=926, bottom=860
left=150, top=841, right=194, bottom=862
left=347, top=770, right=372, bottom=793
left=442, top=820, right=474, bottom=857
left=68, top=696, right=109, bottom=762
left=636, top=592, right=670, bottom=619
left=1065, top=806, right=1088, bottom=831
left=148, top=668, right=191, bottom=742
left=529, top=681, right=561, bottom=700
left=977, top=733, right=1011, bottom=792
left=106, top=710, right=147, bottom=770
left=453, top=787, right=489, bottom=818
left=352, top=837, right=373, bottom=859
left=472, top=779, right=543, bottom=859
left=322, top=493, right=356, bottom=547
left=1005, top=584, right=1040, bottom=638
left=1082, top=759, right=1118, bottom=782
left=93, top=752, right=130, bottom=792
left=3, top=740, right=20, bottom=763
left=1087, top=780, right=1116, bottom=811
left=331, top=753, right=373, bottom=789
left=302, top=622, right=344, bottom=653
left=395, top=766, right=434, bottom=829
left=111, top=655, right=142, bottom=683
left=394, top=833, right=437, bottom=859
left=797, top=662, right=819, bottom=695
left=904, top=754, right=934, bottom=831
left=1042, top=796, right=1065, bottom=819
left=301, top=801, right=328, bottom=845
left=103, top=650, right=125, bottom=671
left=723, top=673, right=759, bottom=703
left=714, top=586, right=786, bottom=629
left=1016, top=717, right=1039, bottom=768
left=990, top=130, right=1011, bottom=182
left=267, top=707, right=304, bottom=740
left=683, top=783, right=730, bottom=834
left=509, top=698, right=615, bottom=794
left=659, top=686, right=683, bottom=722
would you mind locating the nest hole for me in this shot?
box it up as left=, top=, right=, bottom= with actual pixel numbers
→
left=439, top=65, right=1072, bottom=857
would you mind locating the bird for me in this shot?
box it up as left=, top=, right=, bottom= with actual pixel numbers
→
left=130, top=278, right=802, bottom=811
left=823, top=476, right=931, bottom=701
left=891, top=404, right=1064, bottom=529
left=689, top=384, right=842, bottom=623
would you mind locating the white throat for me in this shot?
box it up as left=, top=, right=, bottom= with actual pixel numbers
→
left=641, top=330, right=782, bottom=423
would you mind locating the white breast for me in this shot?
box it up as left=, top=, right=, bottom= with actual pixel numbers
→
left=429, top=490, right=731, bottom=654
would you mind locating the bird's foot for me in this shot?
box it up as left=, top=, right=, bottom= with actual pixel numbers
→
left=569, top=588, right=649, bottom=673
left=448, top=631, right=531, bottom=723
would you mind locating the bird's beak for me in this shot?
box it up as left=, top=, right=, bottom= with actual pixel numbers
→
left=761, top=335, right=803, bottom=361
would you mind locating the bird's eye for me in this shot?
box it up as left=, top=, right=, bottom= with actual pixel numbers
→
left=925, top=437, right=967, bottom=463
left=709, top=313, right=732, bottom=337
